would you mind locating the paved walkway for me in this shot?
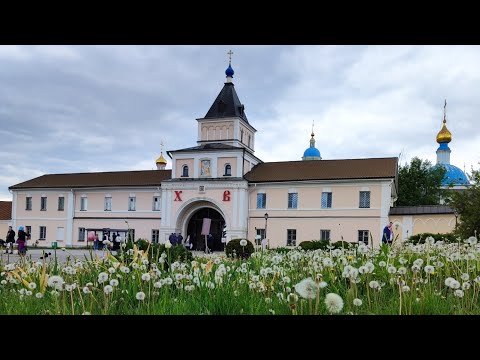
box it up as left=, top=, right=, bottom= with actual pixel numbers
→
left=0, top=248, right=225, bottom=263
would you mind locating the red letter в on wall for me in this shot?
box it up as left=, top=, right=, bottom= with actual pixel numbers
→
left=223, top=190, right=231, bottom=201
left=174, top=191, right=183, bottom=201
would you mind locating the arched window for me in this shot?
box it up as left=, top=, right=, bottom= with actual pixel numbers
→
left=182, top=165, right=189, bottom=177
left=224, top=164, right=232, bottom=176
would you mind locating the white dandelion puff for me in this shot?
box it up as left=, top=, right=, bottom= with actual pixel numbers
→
left=424, top=265, right=435, bottom=274
left=136, top=291, right=146, bottom=300
left=353, top=298, right=362, bottom=306
left=294, top=278, right=318, bottom=299
left=47, top=275, right=65, bottom=290
left=98, top=272, right=109, bottom=284
left=324, top=293, right=344, bottom=314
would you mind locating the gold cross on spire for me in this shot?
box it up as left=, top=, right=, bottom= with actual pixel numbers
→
left=227, top=50, right=233, bottom=65
left=160, top=140, right=164, bottom=154
left=311, top=120, right=315, bottom=137
left=444, top=99, right=447, bottom=123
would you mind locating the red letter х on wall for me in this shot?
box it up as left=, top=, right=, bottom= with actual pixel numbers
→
left=174, top=191, right=183, bottom=201
left=223, top=190, right=231, bottom=202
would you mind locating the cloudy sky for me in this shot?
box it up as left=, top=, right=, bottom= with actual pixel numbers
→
left=1, top=45, right=479, bottom=201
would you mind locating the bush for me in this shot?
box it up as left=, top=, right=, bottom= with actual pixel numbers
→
left=298, top=240, right=330, bottom=251
left=122, top=240, right=193, bottom=266
left=274, top=247, right=293, bottom=254
left=331, top=240, right=353, bottom=249
left=226, top=238, right=254, bottom=259
left=407, top=232, right=457, bottom=244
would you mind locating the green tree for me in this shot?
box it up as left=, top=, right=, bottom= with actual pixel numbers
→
left=396, top=157, right=446, bottom=206
left=446, top=168, right=480, bottom=239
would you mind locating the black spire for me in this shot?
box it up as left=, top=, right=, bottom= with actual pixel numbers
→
left=203, top=82, right=249, bottom=123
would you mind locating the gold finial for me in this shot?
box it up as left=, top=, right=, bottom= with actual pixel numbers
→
left=156, top=140, right=167, bottom=165
left=436, top=99, right=452, bottom=143
left=227, top=50, right=233, bottom=65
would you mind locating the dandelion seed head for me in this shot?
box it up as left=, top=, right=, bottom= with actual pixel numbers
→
left=353, top=298, right=362, bottom=306
left=325, top=293, right=344, bottom=314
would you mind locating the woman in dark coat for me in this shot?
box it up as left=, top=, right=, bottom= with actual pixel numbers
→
left=17, top=226, right=28, bottom=255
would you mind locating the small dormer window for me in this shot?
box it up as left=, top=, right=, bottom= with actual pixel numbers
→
left=218, top=100, right=226, bottom=115
left=224, top=164, right=232, bottom=176
left=182, top=165, right=189, bottom=177
left=238, top=104, right=245, bottom=117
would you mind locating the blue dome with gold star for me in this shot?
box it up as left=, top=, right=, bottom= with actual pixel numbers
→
left=433, top=164, right=469, bottom=186
left=303, top=147, right=321, bottom=158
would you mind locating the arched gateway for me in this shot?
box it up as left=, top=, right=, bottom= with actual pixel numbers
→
left=177, top=200, right=227, bottom=252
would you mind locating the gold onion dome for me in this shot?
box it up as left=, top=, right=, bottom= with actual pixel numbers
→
left=436, top=119, right=452, bottom=143
left=156, top=153, right=167, bottom=164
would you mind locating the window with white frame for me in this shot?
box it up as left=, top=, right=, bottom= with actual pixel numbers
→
left=104, top=196, right=112, bottom=211
left=321, top=192, right=332, bottom=208
left=182, top=165, right=189, bottom=177
left=39, top=226, right=46, bottom=240
left=153, top=196, right=160, bottom=211
left=359, top=191, right=371, bottom=208
left=224, top=164, right=232, bottom=176
left=128, top=196, right=136, bottom=211
left=320, top=230, right=331, bottom=241
left=78, top=227, right=85, bottom=242
left=80, top=196, right=88, bottom=211
left=287, top=229, right=297, bottom=246
left=152, top=229, right=159, bottom=243
left=40, top=196, right=47, bottom=211
left=26, top=197, right=32, bottom=210
left=58, top=197, right=64, bottom=211
left=257, top=193, right=266, bottom=209
left=358, top=230, right=369, bottom=245
left=288, top=193, right=298, bottom=209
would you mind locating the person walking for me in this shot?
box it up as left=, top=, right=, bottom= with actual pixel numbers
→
left=17, top=226, right=28, bottom=255
left=5, top=226, right=15, bottom=254
left=382, top=222, right=394, bottom=245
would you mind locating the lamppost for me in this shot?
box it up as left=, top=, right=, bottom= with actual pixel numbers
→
left=454, top=210, right=458, bottom=230
left=264, top=213, right=268, bottom=249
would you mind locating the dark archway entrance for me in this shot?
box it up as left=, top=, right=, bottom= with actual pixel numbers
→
left=187, top=207, right=225, bottom=252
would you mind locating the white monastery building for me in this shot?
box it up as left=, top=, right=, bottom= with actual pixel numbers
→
left=9, top=59, right=400, bottom=249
